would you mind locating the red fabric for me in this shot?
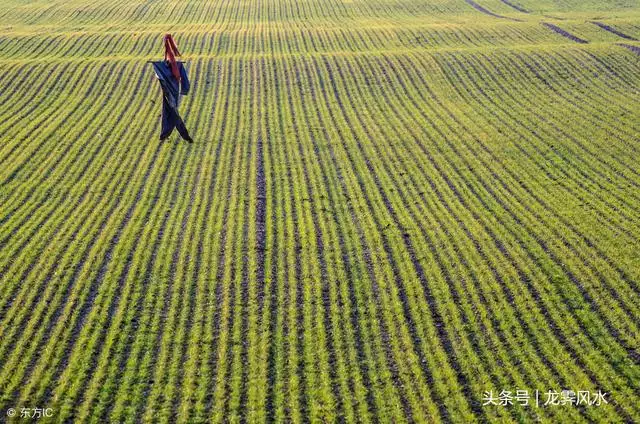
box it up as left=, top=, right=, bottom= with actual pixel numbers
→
left=163, top=34, right=182, bottom=82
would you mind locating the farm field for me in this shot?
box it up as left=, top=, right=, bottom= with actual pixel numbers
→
left=0, top=0, right=639, bottom=422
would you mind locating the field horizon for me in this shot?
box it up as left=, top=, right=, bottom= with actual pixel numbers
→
left=0, top=0, right=639, bottom=422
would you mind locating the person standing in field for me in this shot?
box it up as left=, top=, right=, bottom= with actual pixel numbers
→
left=150, top=34, right=193, bottom=142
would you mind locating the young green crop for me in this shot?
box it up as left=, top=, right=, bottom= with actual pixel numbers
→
left=0, top=0, right=639, bottom=422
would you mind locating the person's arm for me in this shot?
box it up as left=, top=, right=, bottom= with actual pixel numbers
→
left=179, top=63, right=190, bottom=95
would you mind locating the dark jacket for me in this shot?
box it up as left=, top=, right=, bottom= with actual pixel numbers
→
left=151, top=61, right=192, bottom=142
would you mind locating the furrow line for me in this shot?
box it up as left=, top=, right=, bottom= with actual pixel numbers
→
left=542, top=22, right=589, bottom=44
left=464, top=0, right=523, bottom=21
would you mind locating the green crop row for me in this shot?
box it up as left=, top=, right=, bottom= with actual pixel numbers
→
left=0, top=0, right=639, bottom=422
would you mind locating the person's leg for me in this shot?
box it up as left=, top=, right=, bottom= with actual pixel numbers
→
left=160, top=97, right=176, bottom=140
left=165, top=99, right=193, bottom=142
left=174, top=114, right=193, bottom=142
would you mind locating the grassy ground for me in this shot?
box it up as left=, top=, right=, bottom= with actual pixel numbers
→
left=0, top=0, right=639, bottom=422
